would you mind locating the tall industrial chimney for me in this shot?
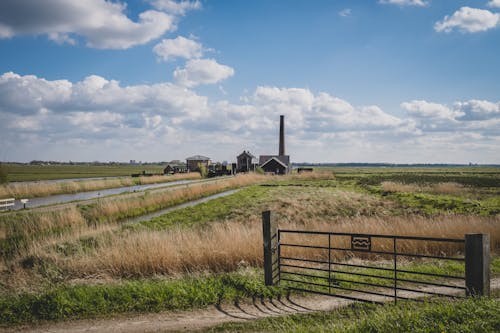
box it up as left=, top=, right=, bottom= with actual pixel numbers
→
left=279, top=115, right=285, bottom=156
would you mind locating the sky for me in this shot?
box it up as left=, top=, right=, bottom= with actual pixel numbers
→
left=0, top=0, right=499, bottom=164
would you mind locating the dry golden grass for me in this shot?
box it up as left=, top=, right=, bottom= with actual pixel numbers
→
left=0, top=174, right=267, bottom=243
left=289, top=171, right=335, bottom=180
left=22, top=214, right=499, bottom=279
left=85, top=173, right=267, bottom=222
left=0, top=206, right=86, bottom=241
left=0, top=172, right=201, bottom=199
left=381, top=181, right=466, bottom=195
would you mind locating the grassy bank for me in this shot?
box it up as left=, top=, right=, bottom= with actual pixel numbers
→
left=2, top=259, right=499, bottom=327
left=204, top=294, right=500, bottom=333
left=0, top=172, right=201, bottom=199
left=0, top=174, right=268, bottom=260
left=0, top=269, right=281, bottom=325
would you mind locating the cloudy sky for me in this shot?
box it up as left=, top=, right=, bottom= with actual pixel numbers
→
left=0, top=0, right=499, bottom=163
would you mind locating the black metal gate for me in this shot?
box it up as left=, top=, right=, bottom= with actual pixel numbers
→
left=262, top=211, right=491, bottom=304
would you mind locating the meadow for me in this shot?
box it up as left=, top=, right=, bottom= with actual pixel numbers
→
left=1, top=163, right=166, bottom=182
left=0, top=167, right=499, bottom=329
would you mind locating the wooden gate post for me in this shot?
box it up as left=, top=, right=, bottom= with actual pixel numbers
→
left=465, top=233, right=490, bottom=296
left=262, top=210, right=278, bottom=286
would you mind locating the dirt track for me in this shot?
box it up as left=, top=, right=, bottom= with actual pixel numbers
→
left=4, top=278, right=499, bottom=333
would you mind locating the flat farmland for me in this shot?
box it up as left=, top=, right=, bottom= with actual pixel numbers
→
left=0, top=169, right=499, bottom=331
left=2, top=163, right=166, bottom=182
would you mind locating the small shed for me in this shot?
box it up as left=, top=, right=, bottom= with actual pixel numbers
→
left=236, top=150, right=256, bottom=172
left=186, top=155, right=211, bottom=172
left=260, top=156, right=289, bottom=175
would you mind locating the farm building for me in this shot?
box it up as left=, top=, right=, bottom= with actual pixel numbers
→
left=259, top=155, right=290, bottom=175
left=259, top=115, right=291, bottom=174
left=163, top=161, right=187, bottom=174
left=186, top=155, right=211, bottom=172
left=236, top=150, right=256, bottom=172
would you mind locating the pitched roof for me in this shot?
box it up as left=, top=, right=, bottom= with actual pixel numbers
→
left=260, top=156, right=288, bottom=169
left=186, top=155, right=210, bottom=161
left=237, top=150, right=256, bottom=159
left=259, top=155, right=290, bottom=166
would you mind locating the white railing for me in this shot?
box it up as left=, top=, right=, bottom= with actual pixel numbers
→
left=0, top=198, right=15, bottom=211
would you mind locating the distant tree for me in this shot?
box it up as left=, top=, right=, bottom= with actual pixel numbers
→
left=198, top=163, right=208, bottom=178
left=0, top=163, right=8, bottom=184
left=255, top=166, right=265, bottom=175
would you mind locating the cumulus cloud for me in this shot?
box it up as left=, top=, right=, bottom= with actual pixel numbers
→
left=454, top=100, right=500, bottom=121
left=0, top=72, right=208, bottom=119
left=401, top=100, right=463, bottom=120
left=1, top=71, right=499, bottom=163
left=378, top=0, right=427, bottom=7
left=401, top=99, right=500, bottom=134
left=173, top=59, right=235, bottom=87
left=153, top=36, right=203, bottom=61
left=435, top=7, right=500, bottom=33
left=0, top=0, right=175, bottom=49
left=488, top=0, right=500, bottom=8
left=149, top=0, right=201, bottom=15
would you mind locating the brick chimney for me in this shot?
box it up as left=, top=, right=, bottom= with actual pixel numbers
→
left=279, top=115, right=285, bottom=156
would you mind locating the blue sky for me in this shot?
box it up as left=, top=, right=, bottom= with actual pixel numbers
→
left=0, top=0, right=499, bottom=163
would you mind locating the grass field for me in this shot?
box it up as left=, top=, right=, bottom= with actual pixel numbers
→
left=1, top=163, right=166, bottom=182
left=0, top=168, right=499, bottom=328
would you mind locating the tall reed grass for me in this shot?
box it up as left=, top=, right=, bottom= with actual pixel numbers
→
left=0, top=174, right=267, bottom=245
left=84, top=173, right=268, bottom=223
left=25, top=214, right=499, bottom=279
left=0, top=173, right=201, bottom=199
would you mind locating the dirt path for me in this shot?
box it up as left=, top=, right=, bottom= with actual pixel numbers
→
left=4, top=278, right=499, bottom=333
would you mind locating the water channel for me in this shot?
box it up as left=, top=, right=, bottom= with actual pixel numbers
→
left=9, top=179, right=199, bottom=210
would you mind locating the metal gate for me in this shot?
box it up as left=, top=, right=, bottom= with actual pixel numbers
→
left=262, top=211, right=490, bottom=304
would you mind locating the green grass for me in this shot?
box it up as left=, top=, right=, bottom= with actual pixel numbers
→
left=137, top=185, right=272, bottom=229
left=203, top=295, right=500, bottom=333
left=3, top=257, right=498, bottom=327
left=386, top=192, right=500, bottom=216
left=3, top=163, right=165, bottom=182
left=0, top=269, right=282, bottom=326
left=319, top=166, right=500, bottom=188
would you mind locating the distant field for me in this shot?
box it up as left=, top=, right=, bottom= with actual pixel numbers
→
left=2, top=163, right=166, bottom=182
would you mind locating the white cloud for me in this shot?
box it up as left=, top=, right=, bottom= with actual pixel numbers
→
left=173, top=59, right=235, bottom=87
left=488, top=0, right=500, bottom=8
left=0, top=72, right=208, bottom=119
left=339, top=9, right=352, bottom=17
left=0, top=0, right=175, bottom=49
left=1, top=71, right=499, bottom=163
left=149, top=0, right=201, bottom=15
left=454, top=100, right=500, bottom=120
left=378, top=0, right=428, bottom=7
left=435, top=7, right=500, bottom=33
left=401, top=100, right=463, bottom=120
left=153, top=36, right=203, bottom=62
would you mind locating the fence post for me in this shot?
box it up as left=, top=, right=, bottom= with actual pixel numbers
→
left=262, top=210, right=278, bottom=286
left=465, top=233, right=490, bottom=296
